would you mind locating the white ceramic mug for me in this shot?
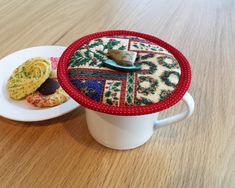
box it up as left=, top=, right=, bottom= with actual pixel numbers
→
left=85, top=92, right=194, bottom=150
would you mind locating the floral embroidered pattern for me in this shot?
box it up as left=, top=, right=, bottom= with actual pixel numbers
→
left=137, top=76, right=159, bottom=95
left=67, top=35, right=181, bottom=107
left=69, top=38, right=127, bottom=68
left=136, top=61, right=157, bottom=74
left=160, top=89, right=172, bottom=100
left=125, top=73, right=135, bottom=105
left=103, top=80, right=122, bottom=106
left=160, top=71, right=180, bottom=88
left=136, top=96, right=153, bottom=106
left=157, top=56, right=180, bottom=69
left=130, top=41, right=168, bottom=53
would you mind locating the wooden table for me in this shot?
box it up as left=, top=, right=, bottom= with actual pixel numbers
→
left=0, top=0, right=234, bottom=187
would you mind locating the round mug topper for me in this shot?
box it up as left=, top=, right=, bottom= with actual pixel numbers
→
left=58, top=30, right=191, bottom=116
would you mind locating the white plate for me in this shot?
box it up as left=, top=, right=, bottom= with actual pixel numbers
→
left=0, top=46, right=80, bottom=122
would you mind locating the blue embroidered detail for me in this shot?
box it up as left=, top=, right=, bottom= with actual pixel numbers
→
left=71, top=79, right=105, bottom=101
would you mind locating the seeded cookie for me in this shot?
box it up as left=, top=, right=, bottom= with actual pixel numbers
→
left=26, top=87, right=69, bottom=108
left=7, top=57, right=51, bottom=100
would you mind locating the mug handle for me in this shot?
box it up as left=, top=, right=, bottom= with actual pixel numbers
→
left=154, top=92, right=195, bottom=128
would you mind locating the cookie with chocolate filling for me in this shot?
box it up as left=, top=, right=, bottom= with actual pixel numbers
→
left=26, top=86, right=69, bottom=108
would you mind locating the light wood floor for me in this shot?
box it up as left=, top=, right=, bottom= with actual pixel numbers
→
left=0, top=0, right=234, bottom=187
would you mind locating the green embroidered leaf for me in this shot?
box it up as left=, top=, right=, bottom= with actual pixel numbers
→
left=113, top=97, right=119, bottom=100
left=160, top=90, right=171, bottom=100
left=140, top=43, right=145, bottom=47
left=128, top=87, right=133, bottom=93
left=94, top=53, right=105, bottom=62
left=69, top=58, right=80, bottom=67
left=106, top=99, right=113, bottom=105
left=69, top=59, right=75, bottom=66
left=79, top=58, right=90, bottom=66
left=133, top=44, right=139, bottom=48
left=129, top=78, right=133, bottom=84
left=139, top=76, right=146, bottom=80
left=89, top=41, right=101, bottom=48
left=84, top=50, right=91, bottom=59
left=118, top=46, right=126, bottom=50
left=150, top=48, right=157, bottom=51
left=142, top=97, right=153, bottom=104
left=136, top=97, right=153, bottom=105
left=69, top=62, right=77, bottom=67
left=165, top=72, right=170, bottom=76
left=74, top=50, right=82, bottom=57
left=140, top=53, right=154, bottom=60
left=105, top=91, right=111, bottom=97
left=69, top=50, right=86, bottom=67
left=127, top=96, right=132, bottom=103
left=113, top=82, right=121, bottom=87
left=160, top=71, right=179, bottom=87
left=110, top=40, right=120, bottom=46
left=104, top=40, right=121, bottom=49
left=96, top=50, right=106, bottom=56
left=70, top=57, right=77, bottom=63
left=95, top=38, right=103, bottom=44
left=89, top=61, right=97, bottom=66
left=114, top=89, right=120, bottom=92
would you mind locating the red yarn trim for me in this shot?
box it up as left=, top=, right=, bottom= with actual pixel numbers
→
left=57, top=30, right=191, bottom=116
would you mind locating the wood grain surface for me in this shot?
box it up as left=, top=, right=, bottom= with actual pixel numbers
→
left=0, top=0, right=234, bottom=187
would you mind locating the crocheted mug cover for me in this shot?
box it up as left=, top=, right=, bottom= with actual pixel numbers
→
left=58, top=30, right=191, bottom=115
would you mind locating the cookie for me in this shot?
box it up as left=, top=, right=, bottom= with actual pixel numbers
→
left=26, top=87, right=69, bottom=108
left=7, top=57, right=51, bottom=100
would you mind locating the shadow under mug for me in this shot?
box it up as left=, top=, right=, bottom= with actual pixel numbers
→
left=85, top=92, right=195, bottom=150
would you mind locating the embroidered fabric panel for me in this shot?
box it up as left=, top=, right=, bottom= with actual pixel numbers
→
left=68, top=36, right=181, bottom=107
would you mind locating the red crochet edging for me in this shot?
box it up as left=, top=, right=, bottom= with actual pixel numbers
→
left=57, top=30, right=191, bottom=116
